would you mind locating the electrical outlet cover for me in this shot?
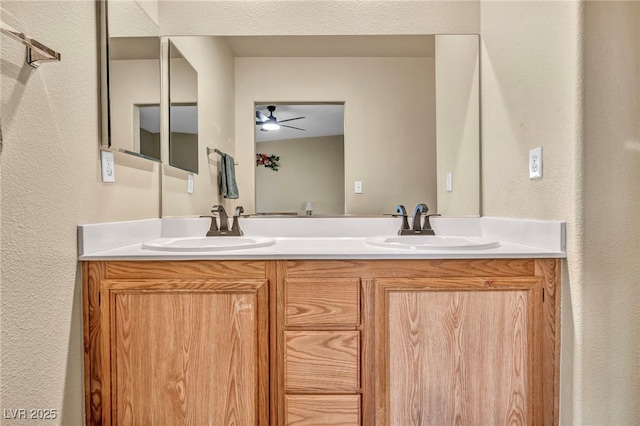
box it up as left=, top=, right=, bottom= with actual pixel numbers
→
left=187, top=174, right=194, bottom=194
left=529, top=147, right=543, bottom=179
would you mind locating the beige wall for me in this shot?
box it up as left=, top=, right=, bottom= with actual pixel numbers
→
left=581, top=2, right=639, bottom=424
left=256, top=136, right=345, bottom=215
left=158, top=1, right=481, bottom=36
left=435, top=34, right=480, bottom=216
left=108, top=0, right=159, bottom=37
left=481, top=1, right=639, bottom=424
left=162, top=36, right=236, bottom=217
left=235, top=57, right=436, bottom=215
left=1, top=1, right=160, bottom=424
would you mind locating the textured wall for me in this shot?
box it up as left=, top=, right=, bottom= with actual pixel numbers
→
left=159, top=0, right=481, bottom=36
left=1, top=1, right=159, bottom=424
left=481, top=1, right=639, bottom=424
left=481, top=3, right=583, bottom=423
left=581, top=2, right=640, bottom=424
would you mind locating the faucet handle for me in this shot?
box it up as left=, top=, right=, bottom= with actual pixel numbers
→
left=230, top=206, right=244, bottom=235
left=423, top=213, right=441, bottom=232
left=211, top=205, right=230, bottom=231
left=395, top=205, right=407, bottom=216
left=211, top=204, right=226, bottom=214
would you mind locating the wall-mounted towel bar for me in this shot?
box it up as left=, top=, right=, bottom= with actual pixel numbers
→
left=0, top=22, right=61, bottom=68
left=207, top=147, right=239, bottom=165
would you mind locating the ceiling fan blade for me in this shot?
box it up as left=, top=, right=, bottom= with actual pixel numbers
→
left=280, top=124, right=306, bottom=131
left=278, top=116, right=305, bottom=124
left=256, top=111, right=268, bottom=122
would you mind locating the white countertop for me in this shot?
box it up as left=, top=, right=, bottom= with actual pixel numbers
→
left=78, top=216, right=566, bottom=260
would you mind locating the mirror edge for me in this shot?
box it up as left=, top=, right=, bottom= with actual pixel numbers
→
left=98, top=0, right=109, bottom=150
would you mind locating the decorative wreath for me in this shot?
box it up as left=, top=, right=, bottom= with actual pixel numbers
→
left=256, top=153, right=280, bottom=171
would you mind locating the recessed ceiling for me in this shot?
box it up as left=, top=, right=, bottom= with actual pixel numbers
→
left=255, top=104, right=344, bottom=142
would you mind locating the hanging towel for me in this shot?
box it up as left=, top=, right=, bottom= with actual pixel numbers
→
left=220, top=153, right=239, bottom=199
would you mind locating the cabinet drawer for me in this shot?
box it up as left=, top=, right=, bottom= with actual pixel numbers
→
left=285, top=331, right=360, bottom=391
left=285, top=394, right=361, bottom=426
left=285, top=279, right=360, bottom=326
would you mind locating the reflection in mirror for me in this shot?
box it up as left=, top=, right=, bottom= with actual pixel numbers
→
left=255, top=104, right=345, bottom=215
left=107, top=36, right=161, bottom=161
left=137, top=105, right=160, bottom=160
left=168, top=40, right=198, bottom=173
left=236, top=35, right=479, bottom=216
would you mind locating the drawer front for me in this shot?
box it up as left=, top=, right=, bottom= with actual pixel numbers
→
left=285, top=395, right=361, bottom=426
left=285, top=279, right=360, bottom=327
left=285, top=331, right=360, bottom=392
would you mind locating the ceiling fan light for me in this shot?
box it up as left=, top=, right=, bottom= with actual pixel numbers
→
left=263, top=122, right=280, bottom=131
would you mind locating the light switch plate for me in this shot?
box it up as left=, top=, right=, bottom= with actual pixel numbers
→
left=354, top=181, right=363, bottom=194
left=187, top=174, right=194, bottom=194
left=529, top=147, right=543, bottom=179
left=446, top=172, right=453, bottom=192
left=101, top=151, right=115, bottom=182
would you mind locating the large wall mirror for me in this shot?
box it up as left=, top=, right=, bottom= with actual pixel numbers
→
left=101, top=1, right=480, bottom=218
left=234, top=35, right=479, bottom=216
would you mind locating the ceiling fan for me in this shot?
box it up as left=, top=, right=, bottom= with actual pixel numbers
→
left=256, top=105, right=305, bottom=132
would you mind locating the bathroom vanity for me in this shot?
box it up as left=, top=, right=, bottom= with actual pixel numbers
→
left=79, top=217, right=564, bottom=426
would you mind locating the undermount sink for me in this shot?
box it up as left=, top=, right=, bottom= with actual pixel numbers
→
left=365, top=235, right=500, bottom=250
left=141, top=236, right=276, bottom=252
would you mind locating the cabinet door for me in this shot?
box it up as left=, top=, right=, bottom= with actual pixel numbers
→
left=375, top=277, right=543, bottom=426
left=111, top=283, right=268, bottom=426
left=84, top=260, right=270, bottom=426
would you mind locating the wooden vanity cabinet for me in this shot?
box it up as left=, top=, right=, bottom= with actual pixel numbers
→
left=280, top=259, right=560, bottom=426
left=82, top=260, right=273, bottom=426
left=84, top=258, right=560, bottom=426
